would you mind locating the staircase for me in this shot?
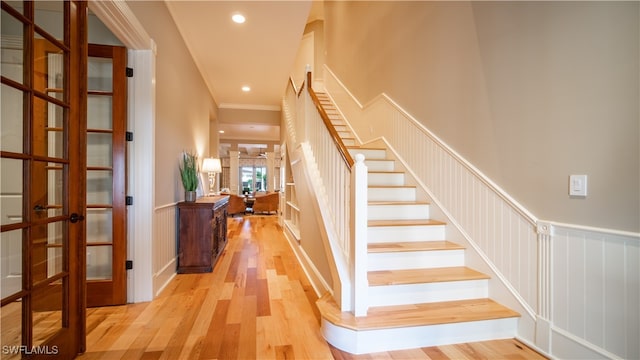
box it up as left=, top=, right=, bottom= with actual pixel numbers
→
left=313, top=93, right=520, bottom=354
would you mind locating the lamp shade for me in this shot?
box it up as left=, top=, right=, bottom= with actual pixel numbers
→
left=202, top=158, right=222, bottom=173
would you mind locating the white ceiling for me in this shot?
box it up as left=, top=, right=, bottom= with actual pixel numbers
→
left=165, top=0, right=313, bottom=109
left=164, top=1, right=322, bottom=157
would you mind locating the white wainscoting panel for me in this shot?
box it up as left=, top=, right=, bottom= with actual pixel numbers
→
left=153, top=204, right=177, bottom=296
left=551, top=224, right=639, bottom=359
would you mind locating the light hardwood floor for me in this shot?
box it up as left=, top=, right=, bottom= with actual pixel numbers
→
left=78, top=216, right=547, bottom=360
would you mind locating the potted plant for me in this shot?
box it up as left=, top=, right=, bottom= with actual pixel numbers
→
left=180, top=151, right=199, bottom=202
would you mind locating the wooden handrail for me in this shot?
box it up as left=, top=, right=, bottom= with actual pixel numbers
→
left=306, top=72, right=355, bottom=167
left=288, top=77, right=297, bottom=94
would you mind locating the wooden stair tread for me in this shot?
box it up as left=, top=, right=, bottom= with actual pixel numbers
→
left=317, top=294, right=520, bottom=331
left=368, top=241, right=464, bottom=253
left=368, top=267, right=490, bottom=286
left=368, top=219, right=446, bottom=227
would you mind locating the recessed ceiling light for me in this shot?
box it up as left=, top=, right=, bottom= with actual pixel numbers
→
left=219, top=130, right=225, bottom=134
left=232, top=13, right=246, bottom=24
left=242, top=86, right=251, bottom=92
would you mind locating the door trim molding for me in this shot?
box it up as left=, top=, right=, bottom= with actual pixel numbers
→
left=88, top=2, right=153, bottom=52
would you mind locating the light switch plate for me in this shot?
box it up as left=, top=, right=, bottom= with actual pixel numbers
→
left=569, top=174, right=588, bottom=197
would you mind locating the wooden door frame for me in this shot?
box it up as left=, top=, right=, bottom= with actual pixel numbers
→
left=88, top=2, right=156, bottom=303
left=85, top=43, right=127, bottom=307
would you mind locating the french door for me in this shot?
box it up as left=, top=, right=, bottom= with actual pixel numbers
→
left=1, top=1, right=87, bottom=359
left=85, top=44, right=127, bottom=307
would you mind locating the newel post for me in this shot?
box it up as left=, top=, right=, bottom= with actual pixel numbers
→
left=351, top=153, right=368, bottom=316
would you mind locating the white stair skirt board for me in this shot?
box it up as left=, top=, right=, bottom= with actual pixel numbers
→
left=321, top=317, right=518, bottom=355
left=368, top=279, right=489, bottom=306
left=364, top=159, right=395, bottom=172
left=368, top=187, right=416, bottom=202
left=348, top=148, right=387, bottom=160
left=368, top=249, right=465, bottom=271
left=368, top=172, right=405, bottom=186
left=368, top=224, right=446, bottom=242
left=368, top=203, right=430, bottom=220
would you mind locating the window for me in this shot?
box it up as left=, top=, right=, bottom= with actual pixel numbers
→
left=240, top=166, right=267, bottom=194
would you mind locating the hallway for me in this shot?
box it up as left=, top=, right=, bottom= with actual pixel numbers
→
left=79, top=216, right=545, bottom=359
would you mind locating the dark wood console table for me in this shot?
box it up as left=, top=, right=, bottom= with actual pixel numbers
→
left=177, top=195, right=229, bottom=273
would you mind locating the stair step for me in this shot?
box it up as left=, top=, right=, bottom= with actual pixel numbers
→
left=364, top=159, right=395, bottom=171
left=348, top=147, right=387, bottom=160
left=368, top=240, right=464, bottom=253
left=317, top=294, right=519, bottom=331
left=368, top=185, right=416, bottom=202
left=368, top=171, right=405, bottom=186
left=368, top=219, right=444, bottom=226
left=368, top=267, right=489, bottom=286
left=368, top=242, right=466, bottom=271
left=368, top=219, right=446, bottom=242
left=368, top=201, right=430, bottom=221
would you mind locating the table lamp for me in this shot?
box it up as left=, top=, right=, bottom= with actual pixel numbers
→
left=201, top=158, right=222, bottom=195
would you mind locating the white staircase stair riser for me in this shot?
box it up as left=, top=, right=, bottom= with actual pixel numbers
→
left=368, top=172, right=405, bottom=186
left=368, top=249, right=465, bottom=271
left=368, top=224, right=446, bottom=242
left=364, top=160, right=395, bottom=172
left=321, top=317, right=518, bottom=355
left=368, top=279, right=489, bottom=306
left=368, top=203, right=429, bottom=220
left=368, top=187, right=416, bottom=202
left=348, top=148, right=387, bottom=160
left=338, top=131, right=352, bottom=138
left=342, top=139, right=356, bottom=146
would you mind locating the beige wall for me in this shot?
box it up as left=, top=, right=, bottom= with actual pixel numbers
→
left=127, top=1, right=218, bottom=205
left=325, top=1, right=639, bottom=232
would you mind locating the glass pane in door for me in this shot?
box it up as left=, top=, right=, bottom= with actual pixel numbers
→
left=86, top=208, right=112, bottom=244
left=0, top=9, right=24, bottom=84
left=31, top=282, right=63, bottom=346
left=86, top=245, right=112, bottom=280
left=1, top=158, right=23, bottom=226
left=88, top=95, right=113, bottom=129
left=0, top=229, right=22, bottom=298
left=1, top=84, right=24, bottom=153
left=33, top=97, right=65, bottom=159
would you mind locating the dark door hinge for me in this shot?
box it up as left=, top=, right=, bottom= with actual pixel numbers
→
left=126, top=67, right=133, bottom=77
left=126, top=132, right=133, bottom=141
left=126, top=196, right=133, bottom=206
left=126, top=260, right=133, bottom=270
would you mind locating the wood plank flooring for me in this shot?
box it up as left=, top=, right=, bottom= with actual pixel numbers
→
left=78, top=215, right=547, bottom=360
